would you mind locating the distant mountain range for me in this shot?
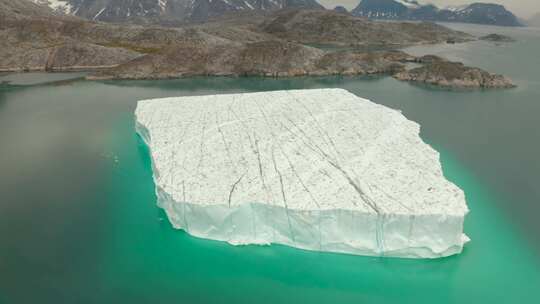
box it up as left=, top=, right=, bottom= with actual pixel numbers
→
left=31, top=0, right=523, bottom=27
left=351, top=0, right=522, bottom=27
left=31, top=0, right=324, bottom=23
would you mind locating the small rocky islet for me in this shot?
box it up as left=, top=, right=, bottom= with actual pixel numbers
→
left=394, top=55, right=515, bottom=89
left=0, top=0, right=515, bottom=89
left=479, top=33, right=516, bottom=43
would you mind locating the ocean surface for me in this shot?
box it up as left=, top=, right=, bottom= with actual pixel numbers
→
left=1, top=23, right=539, bottom=303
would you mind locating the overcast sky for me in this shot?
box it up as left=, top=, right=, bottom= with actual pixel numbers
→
left=318, top=0, right=540, bottom=19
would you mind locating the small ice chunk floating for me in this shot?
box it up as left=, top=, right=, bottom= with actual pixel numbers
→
left=135, top=89, right=469, bottom=259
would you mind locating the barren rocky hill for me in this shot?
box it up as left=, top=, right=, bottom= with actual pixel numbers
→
left=0, top=0, right=514, bottom=88
left=30, top=0, right=324, bottom=23
left=260, top=9, right=471, bottom=47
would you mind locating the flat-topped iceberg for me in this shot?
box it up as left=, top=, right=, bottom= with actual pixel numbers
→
left=135, top=88, right=469, bottom=258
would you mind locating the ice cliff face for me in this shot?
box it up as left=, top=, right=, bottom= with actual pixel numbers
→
left=135, top=89, right=469, bottom=258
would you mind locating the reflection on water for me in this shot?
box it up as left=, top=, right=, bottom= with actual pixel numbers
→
left=0, top=72, right=87, bottom=86
left=1, top=23, right=540, bottom=303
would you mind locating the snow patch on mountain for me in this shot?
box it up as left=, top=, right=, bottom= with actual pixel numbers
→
left=32, top=0, right=72, bottom=13
left=395, top=0, right=420, bottom=9
left=93, top=7, right=106, bottom=21
left=444, top=5, right=468, bottom=12
left=158, top=0, right=168, bottom=12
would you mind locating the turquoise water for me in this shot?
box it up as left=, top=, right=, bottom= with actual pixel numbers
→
left=1, top=24, right=540, bottom=303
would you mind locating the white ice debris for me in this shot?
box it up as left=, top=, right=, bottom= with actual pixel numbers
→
left=135, top=89, right=469, bottom=259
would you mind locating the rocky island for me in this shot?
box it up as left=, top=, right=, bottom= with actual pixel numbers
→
left=394, top=56, right=515, bottom=89
left=135, top=89, right=470, bottom=258
left=479, top=34, right=516, bottom=43
left=0, top=0, right=515, bottom=89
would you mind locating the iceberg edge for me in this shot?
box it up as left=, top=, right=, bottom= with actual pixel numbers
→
left=135, top=88, right=469, bottom=259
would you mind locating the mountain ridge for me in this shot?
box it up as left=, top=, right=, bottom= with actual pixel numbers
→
left=31, top=0, right=324, bottom=23
left=351, top=0, right=522, bottom=27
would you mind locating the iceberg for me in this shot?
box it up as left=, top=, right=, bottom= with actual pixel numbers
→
left=135, top=88, right=469, bottom=259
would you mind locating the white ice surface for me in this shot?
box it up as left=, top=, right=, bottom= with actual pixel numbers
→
left=135, top=88, right=469, bottom=258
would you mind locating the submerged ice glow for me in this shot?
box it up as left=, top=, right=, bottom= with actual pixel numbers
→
left=135, top=88, right=469, bottom=258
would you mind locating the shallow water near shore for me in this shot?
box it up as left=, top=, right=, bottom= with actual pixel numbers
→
left=1, top=23, right=540, bottom=303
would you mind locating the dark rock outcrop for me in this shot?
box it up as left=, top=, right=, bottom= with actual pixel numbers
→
left=479, top=34, right=515, bottom=42
left=333, top=6, right=349, bottom=14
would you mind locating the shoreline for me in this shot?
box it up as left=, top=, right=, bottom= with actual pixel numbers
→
left=0, top=64, right=122, bottom=73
